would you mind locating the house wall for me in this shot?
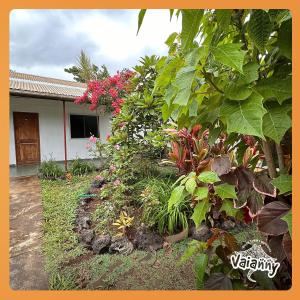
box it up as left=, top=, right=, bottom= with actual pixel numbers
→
left=10, top=95, right=112, bottom=165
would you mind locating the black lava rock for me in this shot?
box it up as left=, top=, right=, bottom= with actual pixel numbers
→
left=109, top=236, right=134, bottom=255
left=190, top=224, right=212, bottom=242
left=92, top=235, right=111, bottom=254
left=79, top=229, right=95, bottom=245
left=133, top=227, right=164, bottom=251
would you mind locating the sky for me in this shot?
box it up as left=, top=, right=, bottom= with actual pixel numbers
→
left=10, top=9, right=181, bottom=81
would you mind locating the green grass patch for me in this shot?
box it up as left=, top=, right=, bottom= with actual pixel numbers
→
left=41, top=174, right=96, bottom=280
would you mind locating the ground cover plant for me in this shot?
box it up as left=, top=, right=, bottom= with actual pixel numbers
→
left=41, top=9, right=292, bottom=290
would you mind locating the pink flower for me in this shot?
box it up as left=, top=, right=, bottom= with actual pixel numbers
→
left=85, top=143, right=91, bottom=149
left=89, top=136, right=97, bottom=143
left=106, top=134, right=111, bottom=141
left=114, top=144, right=120, bottom=150
left=95, top=175, right=103, bottom=181
left=109, top=88, right=118, bottom=99
left=109, top=165, right=116, bottom=172
left=114, top=179, right=121, bottom=186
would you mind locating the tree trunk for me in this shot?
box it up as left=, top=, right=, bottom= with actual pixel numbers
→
left=262, top=140, right=277, bottom=178
left=276, top=143, right=286, bottom=174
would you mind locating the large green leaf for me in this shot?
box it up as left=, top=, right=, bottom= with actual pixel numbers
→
left=277, top=19, right=292, bottom=59
left=239, top=62, right=260, bottom=84
left=165, top=32, right=178, bottom=47
left=216, top=9, right=232, bottom=31
left=168, top=185, right=185, bottom=211
left=220, top=199, right=237, bottom=218
left=185, top=46, right=209, bottom=66
left=154, top=57, right=182, bottom=92
left=262, top=102, right=292, bottom=144
left=211, top=43, right=246, bottom=73
left=248, top=10, right=272, bottom=51
left=254, top=76, right=292, bottom=104
left=181, top=10, right=204, bottom=51
left=137, top=9, right=147, bottom=35
left=194, top=253, right=208, bottom=289
left=211, top=10, right=233, bottom=46
left=173, top=66, right=196, bottom=106
left=164, top=84, right=177, bottom=106
left=268, top=9, right=291, bottom=25
left=225, top=82, right=253, bottom=100
left=194, top=187, right=209, bottom=200
left=189, top=98, right=199, bottom=116
left=185, top=177, right=197, bottom=194
left=215, top=183, right=237, bottom=200
left=220, top=92, right=267, bottom=138
left=271, top=174, right=292, bottom=195
left=191, top=199, right=211, bottom=227
left=198, top=171, right=220, bottom=184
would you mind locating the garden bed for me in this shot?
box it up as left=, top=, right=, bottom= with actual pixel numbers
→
left=41, top=173, right=197, bottom=290
left=41, top=171, right=265, bottom=290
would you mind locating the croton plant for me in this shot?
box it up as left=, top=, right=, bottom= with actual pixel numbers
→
left=164, top=124, right=291, bottom=289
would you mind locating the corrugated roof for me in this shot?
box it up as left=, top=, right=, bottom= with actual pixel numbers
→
left=10, top=70, right=87, bottom=100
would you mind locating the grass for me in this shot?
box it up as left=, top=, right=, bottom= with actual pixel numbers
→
left=41, top=174, right=95, bottom=282
left=40, top=173, right=196, bottom=290
left=61, top=241, right=196, bottom=290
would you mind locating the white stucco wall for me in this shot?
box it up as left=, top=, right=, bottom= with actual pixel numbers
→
left=10, top=95, right=112, bottom=165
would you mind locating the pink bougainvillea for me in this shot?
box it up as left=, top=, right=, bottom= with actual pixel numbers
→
left=74, top=70, right=134, bottom=116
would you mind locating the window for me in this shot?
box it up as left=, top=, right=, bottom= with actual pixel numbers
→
left=70, top=115, right=99, bottom=138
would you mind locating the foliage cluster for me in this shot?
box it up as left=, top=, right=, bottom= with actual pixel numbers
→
left=69, top=9, right=292, bottom=290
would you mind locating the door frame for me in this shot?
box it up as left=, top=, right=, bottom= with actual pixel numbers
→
left=13, top=112, right=41, bottom=166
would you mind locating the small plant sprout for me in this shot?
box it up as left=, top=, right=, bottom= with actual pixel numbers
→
left=112, top=211, right=134, bottom=236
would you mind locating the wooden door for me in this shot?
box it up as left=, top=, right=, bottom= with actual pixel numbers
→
left=13, top=112, right=41, bottom=165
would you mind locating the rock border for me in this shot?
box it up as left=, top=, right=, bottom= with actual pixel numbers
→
left=75, top=179, right=221, bottom=256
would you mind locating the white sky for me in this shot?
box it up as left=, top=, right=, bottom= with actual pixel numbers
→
left=10, top=9, right=181, bottom=81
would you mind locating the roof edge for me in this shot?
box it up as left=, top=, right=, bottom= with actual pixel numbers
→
left=10, top=89, right=76, bottom=102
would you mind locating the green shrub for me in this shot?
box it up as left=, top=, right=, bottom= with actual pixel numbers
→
left=69, top=158, right=95, bottom=176
left=134, top=177, right=189, bottom=234
left=38, top=160, right=64, bottom=179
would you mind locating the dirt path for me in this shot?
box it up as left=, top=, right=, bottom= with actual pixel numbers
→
left=10, top=176, right=48, bottom=290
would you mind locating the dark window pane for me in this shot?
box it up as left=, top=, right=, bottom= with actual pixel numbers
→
left=70, top=115, right=84, bottom=138
left=84, top=116, right=99, bottom=137
left=70, top=115, right=99, bottom=138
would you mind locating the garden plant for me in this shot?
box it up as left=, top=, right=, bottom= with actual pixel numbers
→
left=41, top=9, right=292, bottom=290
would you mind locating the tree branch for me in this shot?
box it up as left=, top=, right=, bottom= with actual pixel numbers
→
left=202, top=69, right=224, bottom=94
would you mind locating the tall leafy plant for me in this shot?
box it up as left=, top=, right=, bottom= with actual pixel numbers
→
left=138, top=9, right=292, bottom=289
left=139, top=9, right=292, bottom=179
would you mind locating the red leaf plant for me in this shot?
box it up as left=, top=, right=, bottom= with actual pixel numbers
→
left=164, top=124, right=210, bottom=175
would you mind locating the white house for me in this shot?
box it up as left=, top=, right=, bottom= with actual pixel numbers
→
left=9, top=71, right=111, bottom=168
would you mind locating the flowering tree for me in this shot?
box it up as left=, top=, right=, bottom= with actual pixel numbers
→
left=74, top=69, right=134, bottom=114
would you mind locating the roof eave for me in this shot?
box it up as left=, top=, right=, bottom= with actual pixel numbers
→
left=10, top=89, right=76, bottom=102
